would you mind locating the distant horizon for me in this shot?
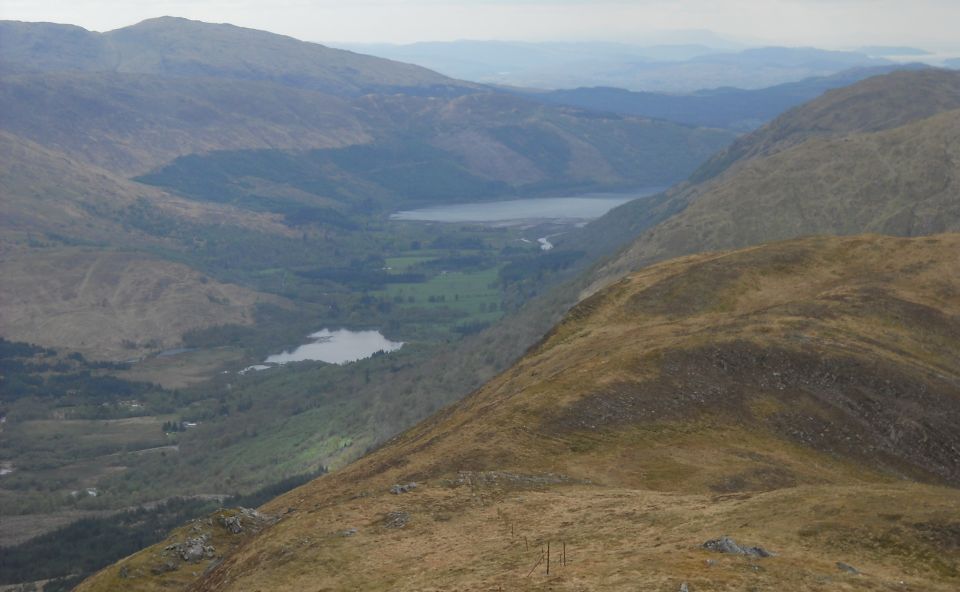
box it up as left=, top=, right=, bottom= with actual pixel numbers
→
left=3, top=15, right=960, bottom=62
left=3, top=0, right=960, bottom=52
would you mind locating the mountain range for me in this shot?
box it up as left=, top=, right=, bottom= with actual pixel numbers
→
left=524, top=64, right=930, bottom=131
left=339, top=41, right=898, bottom=91
left=0, top=17, right=733, bottom=359
left=72, top=62, right=960, bottom=592
left=3, top=17, right=960, bottom=592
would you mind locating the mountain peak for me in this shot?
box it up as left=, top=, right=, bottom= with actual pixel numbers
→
left=2, top=16, right=468, bottom=96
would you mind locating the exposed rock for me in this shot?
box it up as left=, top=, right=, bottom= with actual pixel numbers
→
left=165, top=534, right=216, bottom=563
left=836, top=561, right=860, bottom=574
left=220, top=514, right=243, bottom=534
left=703, top=536, right=774, bottom=557
left=180, top=538, right=208, bottom=562
left=384, top=511, right=410, bottom=529
left=389, top=482, right=418, bottom=494
left=451, top=471, right=589, bottom=490
left=679, top=583, right=690, bottom=592
left=339, top=527, right=358, bottom=537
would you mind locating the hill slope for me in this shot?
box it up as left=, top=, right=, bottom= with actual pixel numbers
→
left=0, top=17, right=734, bottom=359
left=0, top=71, right=372, bottom=176
left=0, top=17, right=465, bottom=95
left=78, top=234, right=960, bottom=591
left=565, top=69, right=960, bottom=287
left=0, top=130, right=292, bottom=358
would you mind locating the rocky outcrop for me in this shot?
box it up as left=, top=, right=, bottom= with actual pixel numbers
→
left=703, top=536, right=775, bottom=558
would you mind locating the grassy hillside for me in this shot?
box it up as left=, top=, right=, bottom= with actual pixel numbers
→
left=0, top=130, right=289, bottom=240
left=591, top=107, right=960, bottom=287
left=0, top=72, right=372, bottom=176
left=0, top=248, right=284, bottom=360
left=691, top=68, right=960, bottom=183
left=558, top=69, right=960, bottom=290
left=78, top=234, right=960, bottom=591
left=0, top=130, right=293, bottom=358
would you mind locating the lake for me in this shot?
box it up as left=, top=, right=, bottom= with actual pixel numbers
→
left=390, top=190, right=663, bottom=224
left=263, top=329, right=404, bottom=366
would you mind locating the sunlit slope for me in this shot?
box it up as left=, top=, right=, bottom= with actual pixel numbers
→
left=567, top=69, right=960, bottom=283
left=0, top=131, right=289, bottom=358
left=81, top=234, right=960, bottom=591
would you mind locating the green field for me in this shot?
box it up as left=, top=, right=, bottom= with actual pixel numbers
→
left=377, top=265, right=504, bottom=329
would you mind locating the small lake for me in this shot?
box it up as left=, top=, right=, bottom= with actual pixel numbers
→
left=390, top=190, right=663, bottom=225
left=263, top=329, right=403, bottom=366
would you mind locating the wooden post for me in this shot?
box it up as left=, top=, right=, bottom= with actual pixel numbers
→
left=563, top=541, right=566, bottom=566
left=547, top=541, right=550, bottom=575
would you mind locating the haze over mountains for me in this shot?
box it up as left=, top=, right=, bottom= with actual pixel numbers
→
left=74, top=61, right=960, bottom=592
left=0, top=16, right=733, bottom=358
left=524, top=64, right=930, bottom=131
left=2, top=13, right=960, bottom=592
left=338, top=40, right=921, bottom=91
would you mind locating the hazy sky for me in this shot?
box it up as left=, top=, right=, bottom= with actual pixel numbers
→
left=3, top=0, right=959, bottom=49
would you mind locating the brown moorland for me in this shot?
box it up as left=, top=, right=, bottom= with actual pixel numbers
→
left=79, top=233, right=960, bottom=591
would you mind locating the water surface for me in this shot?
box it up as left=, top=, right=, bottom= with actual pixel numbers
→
left=264, top=329, right=403, bottom=366
left=391, top=190, right=662, bottom=224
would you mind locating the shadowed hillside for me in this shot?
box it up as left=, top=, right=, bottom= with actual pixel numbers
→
left=78, top=234, right=960, bottom=591
left=0, top=17, right=733, bottom=359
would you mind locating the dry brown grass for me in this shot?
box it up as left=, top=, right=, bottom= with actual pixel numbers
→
left=0, top=247, right=284, bottom=360
left=79, top=234, right=960, bottom=591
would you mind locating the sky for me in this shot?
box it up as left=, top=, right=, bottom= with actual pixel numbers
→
left=2, top=0, right=960, bottom=50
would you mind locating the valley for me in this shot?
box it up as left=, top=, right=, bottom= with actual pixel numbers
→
left=1, top=10, right=958, bottom=592
left=79, top=233, right=960, bottom=591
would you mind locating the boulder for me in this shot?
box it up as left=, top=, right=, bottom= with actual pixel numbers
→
left=703, top=536, right=774, bottom=558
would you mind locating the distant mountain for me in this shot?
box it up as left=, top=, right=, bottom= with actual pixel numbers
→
left=577, top=69, right=960, bottom=288
left=857, top=45, right=932, bottom=57
left=339, top=41, right=892, bottom=91
left=0, top=18, right=735, bottom=357
left=78, top=233, right=960, bottom=591
left=135, top=92, right=733, bottom=211
left=526, top=64, right=929, bottom=131
left=337, top=40, right=723, bottom=83
left=0, top=17, right=467, bottom=96
left=0, top=71, right=373, bottom=175
left=947, top=58, right=960, bottom=69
